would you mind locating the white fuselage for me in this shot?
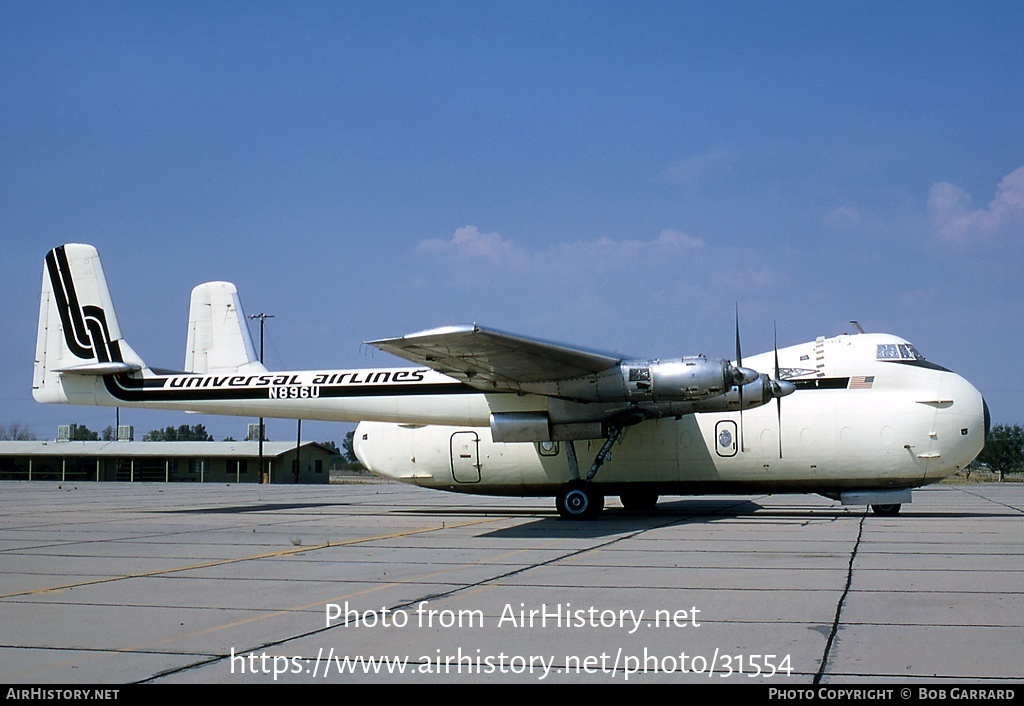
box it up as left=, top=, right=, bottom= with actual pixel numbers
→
left=353, top=333, right=986, bottom=497
left=37, top=325, right=986, bottom=499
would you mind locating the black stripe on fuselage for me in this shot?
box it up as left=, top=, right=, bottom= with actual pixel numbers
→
left=790, top=377, right=850, bottom=390
left=102, top=376, right=480, bottom=402
left=884, top=359, right=953, bottom=373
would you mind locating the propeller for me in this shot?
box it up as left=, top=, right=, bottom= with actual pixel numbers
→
left=731, top=310, right=759, bottom=384
left=770, top=322, right=797, bottom=458
left=736, top=307, right=744, bottom=453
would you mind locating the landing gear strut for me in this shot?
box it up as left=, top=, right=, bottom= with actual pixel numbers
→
left=555, top=424, right=627, bottom=520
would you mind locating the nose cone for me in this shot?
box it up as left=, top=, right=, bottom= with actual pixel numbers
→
left=931, top=373, right=988, bottom=474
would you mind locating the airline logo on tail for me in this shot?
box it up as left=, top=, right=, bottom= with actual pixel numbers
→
left=45, top=245, right=128, bottom=369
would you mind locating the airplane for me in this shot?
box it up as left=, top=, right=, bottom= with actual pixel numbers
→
left=33, top=243, right=989, bottom=519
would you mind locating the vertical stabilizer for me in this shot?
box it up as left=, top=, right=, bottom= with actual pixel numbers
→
left=184, top=282, right=267, bottom=374
left=33, top=244, right=145, bottom=404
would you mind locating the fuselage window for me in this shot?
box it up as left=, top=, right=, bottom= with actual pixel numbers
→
left=877, top=343, right=925, bottom=362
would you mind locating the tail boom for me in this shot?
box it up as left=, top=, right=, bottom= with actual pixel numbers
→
left=32, top=244, right=497, bottom=424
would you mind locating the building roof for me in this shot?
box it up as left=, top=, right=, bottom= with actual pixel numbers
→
left=0, top=440, right=338, bottom=459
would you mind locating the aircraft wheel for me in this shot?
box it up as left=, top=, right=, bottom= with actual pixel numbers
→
left=871, top=503, right=901, bottom=516
left=556, top=481, right=604, bottom=520
left=619, top=491, right=659, bottom=512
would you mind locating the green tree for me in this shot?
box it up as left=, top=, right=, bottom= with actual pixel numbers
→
left=143, top=424, right=214, bottom=441
left=70, top=424, right=99, bottom=441
left=342, top=430, right=358, bottom=463
left=976, top=423, right=1024, bottom=481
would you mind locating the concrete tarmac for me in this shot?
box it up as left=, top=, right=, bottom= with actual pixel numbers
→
left=0, top=479, right=1021, bottom=685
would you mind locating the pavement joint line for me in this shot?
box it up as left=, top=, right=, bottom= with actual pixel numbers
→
left=0, top=517, right=498, bottom=600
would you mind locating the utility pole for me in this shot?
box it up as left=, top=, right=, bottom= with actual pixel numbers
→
left=295, top=419, right=301, bottom=484
left=249, top=312, right=273, bottom=483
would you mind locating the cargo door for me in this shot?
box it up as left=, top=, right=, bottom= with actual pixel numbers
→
left=450, top=431, right=481, bottom=483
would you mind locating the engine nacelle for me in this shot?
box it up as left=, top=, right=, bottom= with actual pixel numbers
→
left=620, top=356, right=755, bottom=402
left=517, top=356, right=759, bottom=405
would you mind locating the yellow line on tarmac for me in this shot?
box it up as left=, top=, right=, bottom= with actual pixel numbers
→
left=119, top=514, right=507, bottom=647
left=3, top=516, right=508, bottom=681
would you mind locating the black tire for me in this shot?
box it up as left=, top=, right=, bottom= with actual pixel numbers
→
left=619, top=491, right=659, bottom=512
left=556, top=481, right=604, bottom=520
left=871, top=503, right=902, bottom=516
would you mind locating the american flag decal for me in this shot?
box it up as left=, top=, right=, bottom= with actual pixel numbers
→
left=849, top=376, right=875, bottom=389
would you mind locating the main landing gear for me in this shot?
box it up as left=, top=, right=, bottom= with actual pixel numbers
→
left=556, top=480, right=604, bottom=520
left=870, top=503, right=902, bottom=516
left=555, top=424, right=626, bottom=520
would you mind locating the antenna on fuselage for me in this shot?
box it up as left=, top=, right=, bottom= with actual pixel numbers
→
left=850, top=320, right=865, bottom=334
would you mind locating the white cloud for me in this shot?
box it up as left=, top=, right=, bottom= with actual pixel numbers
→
left=823, top=204, right=862, bottom=229
left=551, top=228, right=704, bottom=262
left=417, top=225, right=521, bottom=263
left=660, top=148, right=738, bottom=187
left=928, top=165, right=1024, bottom=244
left=417, top=226, right=703, bottom=270
left=710, top=266, right=788, bottom=293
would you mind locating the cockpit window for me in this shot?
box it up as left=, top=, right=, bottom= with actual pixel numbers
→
left=876, top=343, right=925, bottom=361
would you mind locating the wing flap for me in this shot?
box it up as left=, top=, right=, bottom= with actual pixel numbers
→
left=367, top=325, right=623, bottom=387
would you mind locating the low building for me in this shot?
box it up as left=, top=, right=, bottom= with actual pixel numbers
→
left=0, top=439, right=339, bottom=484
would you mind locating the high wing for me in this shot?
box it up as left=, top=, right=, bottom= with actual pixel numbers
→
left=369, top=323, right=764, bottom=407
left=367, top=324, right=624, bottom=391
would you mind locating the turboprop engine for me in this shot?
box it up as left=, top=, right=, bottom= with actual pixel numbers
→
left=618, top=357, right=760, bottom=402
left=523, top=355, right=760, bottom=404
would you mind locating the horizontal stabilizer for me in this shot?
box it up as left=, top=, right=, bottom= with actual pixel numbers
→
left=54, top=362, right=142, bottom=375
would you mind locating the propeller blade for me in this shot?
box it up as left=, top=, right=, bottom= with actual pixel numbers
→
left=731, top=305, right=758, bottom=386
left=775, top=322, right=782, bottom=458
left=774, top=322, right=780, bottom=380
left=777, top=395, right=783, bottom=458
left=735, top=304, right=743, bottom=368
left=736, top=304, right=744, bottom=452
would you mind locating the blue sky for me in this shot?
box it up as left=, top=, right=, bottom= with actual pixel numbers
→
left=2, top=1, right=1022, bottom=445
